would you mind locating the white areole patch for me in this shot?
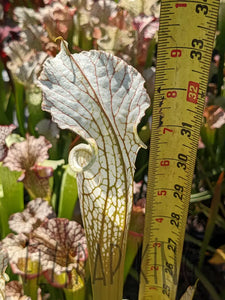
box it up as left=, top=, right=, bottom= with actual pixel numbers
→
left=108, top=204, right=116, bottom=218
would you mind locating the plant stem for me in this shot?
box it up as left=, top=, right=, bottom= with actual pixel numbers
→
left=0, top=202, right=10, bottom=239
left=22, top=277, right=38, bottom=300
left=198, top=172, right=224, bottom=269
left=90, top=248, right=126, bottom=300
left=145, top=37, right=157, bottom=68
left=58, top=166, right=78, bottom=220
left=0, top=166, right=24, bottom=238
left=123, top=232, right=142, bottom=283
left=64, top=287, right=86, bottom=300
left=197, top=158, right=214, bottom=192
left=13, top=81, right=25, bottom=136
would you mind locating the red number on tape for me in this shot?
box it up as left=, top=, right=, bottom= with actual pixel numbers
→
left=156, top=218, right=164, bottom=223
left=187, top=81, right=199, bottom=103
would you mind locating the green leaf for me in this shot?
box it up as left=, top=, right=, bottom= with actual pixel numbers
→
left=26, top=87, right=45, bottom=136
left=41, top=159, right=65, bottom=170
left=13, top=81, right=26, bottom=136
left=58, top=166, right=78, bottom=220
left=0, top=165, right=24, bottom=238
left=0, top=61, right=10, bottom=124
left=200, top=125, right=216, bottom=148
left=0, top=202, right=10, bottom=238
left=190, top=190, right=212, bottom=203
left=5, top=134, right=25, bottom=148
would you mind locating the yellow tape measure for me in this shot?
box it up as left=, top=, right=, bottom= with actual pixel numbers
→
left=139, top=0, right=220, bottom=299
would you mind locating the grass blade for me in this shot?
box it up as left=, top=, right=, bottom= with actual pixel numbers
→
left=198, top=172, right=224, bottom=269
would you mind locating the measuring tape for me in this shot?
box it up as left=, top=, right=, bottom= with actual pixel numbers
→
left=139, top=0, right=220, bottom=299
